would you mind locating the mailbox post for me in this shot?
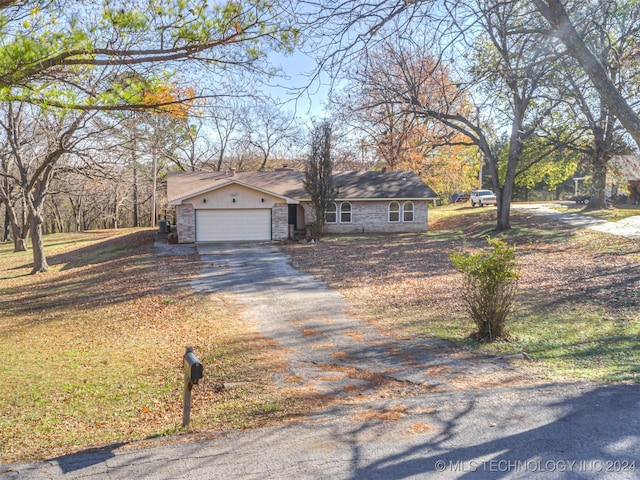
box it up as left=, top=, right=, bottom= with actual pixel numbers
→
left=183, top=345, right=203, bottom=427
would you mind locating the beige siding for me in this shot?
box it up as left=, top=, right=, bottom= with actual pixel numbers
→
left=176, top=184, right=294, bottom=243
left=186, top=184, right=282, bottom=208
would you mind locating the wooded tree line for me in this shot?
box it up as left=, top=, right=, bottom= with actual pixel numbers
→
left=0, top=97, right=301, bottom=244
left=0, top=0, right=303, bottom=272
left=2, top=0, right=640, bottom=273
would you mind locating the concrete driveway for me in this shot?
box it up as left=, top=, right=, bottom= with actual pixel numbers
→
left=190, top=242, right=517, bottom=395
left=3, top=241, right=639, bottom=479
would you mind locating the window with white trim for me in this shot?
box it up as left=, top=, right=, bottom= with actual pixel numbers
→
left=340, top=202, right=352, bottom=223
left=325, top=202, right=337, bottom=223
left=389, top=201, right=416, bottom=222
left=403, top=201, right=414, bottom=222
left=389, top=201, right=400, bottom=222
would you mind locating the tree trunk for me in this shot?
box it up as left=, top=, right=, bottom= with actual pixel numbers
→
left=496, top=185, right=513, bottom=232
left=30, top=212, right=49, bottom=273
left=151, top=148, right=157, bottom=228
left=52, top=202, right=64, bottom=233
left=259, top=153, right=268, bottom=172
left=494, top=102, right=526, bottom=233
left=14, top=237, right=27, bottom=251
left=533, top=0, right=640, bottom=150
left=217, top=151, right=225, bottom=172
left=114, top=203, right=119, bottom=229
left=3, top=201, right=29, bottom=251
left=584, top=158, right=608, bottom=210
left=132, top=154, right=139, bottom=227
left=2, top=207, right=9, bottom=242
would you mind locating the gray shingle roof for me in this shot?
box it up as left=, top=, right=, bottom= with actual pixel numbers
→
left=332, top=170, right=438, bottom=199
left=167, top=169, right=439, bottom=204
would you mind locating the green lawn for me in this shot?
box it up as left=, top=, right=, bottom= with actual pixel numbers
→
left=0, top=230, right=305, bottom=463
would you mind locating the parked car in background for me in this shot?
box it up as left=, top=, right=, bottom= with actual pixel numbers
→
left=470, top=189, right=497, bottom=207
left=568, top=194, right=590, bottom=204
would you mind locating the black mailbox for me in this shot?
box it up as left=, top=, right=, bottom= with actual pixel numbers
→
left=183, top=347, right=203, bottom=385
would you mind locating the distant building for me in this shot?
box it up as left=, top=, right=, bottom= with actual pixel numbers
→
left=609, top=155, right=640, bottom=205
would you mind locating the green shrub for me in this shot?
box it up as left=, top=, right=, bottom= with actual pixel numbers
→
left=450, top=237, right=518, bottom=342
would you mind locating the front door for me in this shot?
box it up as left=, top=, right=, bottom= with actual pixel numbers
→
left=288, top=204, right=297, bottom=226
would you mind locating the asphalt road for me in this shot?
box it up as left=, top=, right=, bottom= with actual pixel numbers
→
left=2, top=210, right=639, bottom=479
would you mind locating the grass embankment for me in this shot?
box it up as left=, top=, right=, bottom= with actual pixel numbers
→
left=284, top=204, right=640, bottom=385
left=0, top=230, right=301, bottom=463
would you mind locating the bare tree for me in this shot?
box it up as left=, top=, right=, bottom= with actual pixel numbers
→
left=332, top=36, right=478, bottom=198
left=241, top=101, right=300, bottom=171
left=0, top=101, right=97, bottom=272
left=527, top=0, right=640, bottom=208
left=164, top=121, right=214, bottom=172
left=328, top=5, right=560, bottom=230
left=0, top=103, right=33, bottom=252
left=304, top=120, right=335, bottom=237
left=545, top=66, right=632, bottom=209
left=208, top=99, right=245, bottom=172
left=0, top=114, right=30, bottom=251
left=333, top=70, right=416, bottom=169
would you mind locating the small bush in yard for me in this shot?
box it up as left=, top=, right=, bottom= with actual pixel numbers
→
left=450, top=237, right=518, bottom=342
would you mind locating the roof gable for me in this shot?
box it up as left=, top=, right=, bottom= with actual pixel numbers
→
left=167, top=171, right=301, bottom=205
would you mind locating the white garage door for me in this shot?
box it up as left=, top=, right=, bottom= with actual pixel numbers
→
left=196, top=209, right=271, bottom=242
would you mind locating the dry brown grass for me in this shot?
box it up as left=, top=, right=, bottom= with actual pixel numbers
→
left=407, top=423, right=434, bottom=434
left=350, top=404, right=408, bottom=422
left=281, top=207, right=640, bottom=384
left=3, top=207, right=639, bottom=462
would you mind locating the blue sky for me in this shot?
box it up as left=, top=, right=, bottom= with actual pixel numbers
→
left=265, top=49, right=333, bottom=123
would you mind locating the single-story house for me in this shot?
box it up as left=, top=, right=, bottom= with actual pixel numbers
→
left=166, top=168, right=439, bottom=243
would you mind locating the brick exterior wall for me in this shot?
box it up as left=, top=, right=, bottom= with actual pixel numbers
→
left=271, top=203, right=289, bottom=240
left=302, top=200, right=428, bottom=234
left=176, top=204, right=195, bottom=243
left=301, top=203, right=316, bottom=224
left=176, top=200, right=427, bottom=243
